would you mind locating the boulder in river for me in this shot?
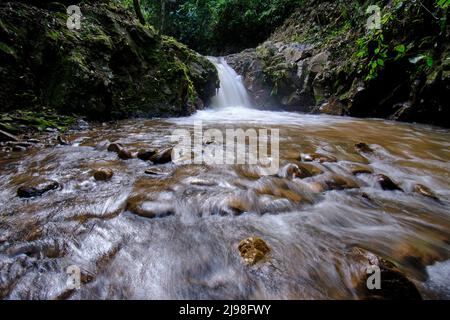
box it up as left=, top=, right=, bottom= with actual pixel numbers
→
left=348, top=164, right=373, bottom=175
left=17, top=180, right=60, bottom=198
left=351, top=247, right=422, bottom=300
left=413, top=184, right=439, bottom=200
left=355, top=142, right=373, bottom=153
left=302, top=153, right=337, bottom=163
left=137, top=149, right=157, bottom=161
left=238, top=237, right=270, bottom=265
left=57, top=135, right=70, bottom=146
left=375, top=174, right=403, bottom=191
left=93, top=168, right=114, bottom=181
left=150, top=147, right=173, bottom=164
left=324, top=175, right=359, bottom=190
left=108, top=143, right=133, bottom=160
left=126, top=199, right=175, bottom=219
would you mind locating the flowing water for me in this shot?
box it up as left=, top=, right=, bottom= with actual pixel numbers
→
left=0, top=60, right=449, bottom=300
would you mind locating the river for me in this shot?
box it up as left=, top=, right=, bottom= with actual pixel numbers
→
left=0, top=58, right=449, bottom=299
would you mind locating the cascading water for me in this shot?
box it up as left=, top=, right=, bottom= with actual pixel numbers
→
left=208, top=57, right=252, bottom=108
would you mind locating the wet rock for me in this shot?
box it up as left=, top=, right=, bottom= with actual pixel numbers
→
left=145, top=167, right=171, bottom=176
left=376, top=174, right=403, bottom=191
left=93, top=168, right=114, bottom=181
left=0, top=129, right=18, bottom=142
left=307, top=181, right=326, bottom=193
left=17, top=180, right=60, bottom=198
left=57, top=135, right=70, bottom=146
left=302, top=153, right=337, bottom=163
left=351, top=247, right=422, bottom=300
left=355, top=142, right=373, bottom=153
left=238, top=237, right=270, bottom=265
left=348, top=164, right=373, bottom=175
left=150, top=147, right=173, bottom=164
left=107, top=143, right=123, bottom=153
left=117, top=148, right=134, bottom=160
left=278, top=163, right=311, bottom=179
left=190, top=178, right=217, bottom=187
left=324, top=175, right=359, bottom=190
left=108, top=143, right=133, bottom=160
left=137, top=149, right=157, bottom=161
left=126, top=200, right=175, bottom=219
left=314, top=98, right=346, bottom=116
left=226, top=197, right=251, bottom=215
left=413, top=184, right=439, bottom=200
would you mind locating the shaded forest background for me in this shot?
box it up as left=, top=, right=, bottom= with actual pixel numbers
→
left=119, top=0, right=301, bottom=54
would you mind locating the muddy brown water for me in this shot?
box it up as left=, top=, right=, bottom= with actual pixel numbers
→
left=0, top=107, right=449, bottom=299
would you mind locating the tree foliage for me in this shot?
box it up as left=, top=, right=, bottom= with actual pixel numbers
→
left=117, top=0, right=301, bottom=54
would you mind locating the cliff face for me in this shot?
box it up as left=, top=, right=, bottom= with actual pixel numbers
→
left=0, top=1, right=219, bottom=121
left=226, top=0, right=449, bottom=127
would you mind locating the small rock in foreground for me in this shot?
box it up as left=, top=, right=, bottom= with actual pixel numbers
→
left=17, top=180, right=60, bottom=198
left=238, top=236, right=270, bottom=265
left=93, top=168, right=114, bottom=181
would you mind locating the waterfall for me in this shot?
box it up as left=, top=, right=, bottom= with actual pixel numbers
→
left=208, top=57, right=252, bottom=108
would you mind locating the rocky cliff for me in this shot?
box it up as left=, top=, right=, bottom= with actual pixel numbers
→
left=226, top=0, right=449, bottom=127
left=0, top=0, right=219, bottom=123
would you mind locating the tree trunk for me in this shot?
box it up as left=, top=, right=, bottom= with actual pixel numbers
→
left=133, top=0, right=146, bottom=25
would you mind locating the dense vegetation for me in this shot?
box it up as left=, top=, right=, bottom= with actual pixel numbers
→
left=118, top=0, right=301, bottom=54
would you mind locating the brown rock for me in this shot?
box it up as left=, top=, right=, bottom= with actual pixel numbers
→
left=137, top=149, right=157, bottom=161
left=324, top=175, right=359, bottom=190
left=107, top=143, right=123, bottom=153
left=93, top=168, right=114, bottom=181
left=376, top=174, right=403, bottom=191
left=303, top=153, right=337, bottom=163
left=351, top=247, right=422, bottom=300
left=349, top=164, right=373, bottom=175
left=126, top=200, right=174, bottom=219
left=413, top=184, right=438, bottom=200
left=57, top=135, right=70, bottom=145
left=117, top=148, right=133, bottom=160
left=238, top=237, right=270, bottom=265
left=355, top=142, right=373, bottom=153
left=150, top=147, right=173, bottom=164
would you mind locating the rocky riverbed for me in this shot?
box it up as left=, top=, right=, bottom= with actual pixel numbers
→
left=0, top=108, right=449, bottom=299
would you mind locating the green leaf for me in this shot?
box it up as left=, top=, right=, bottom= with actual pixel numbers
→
left=394, top=44, right=406, bottom=53
left=426, top=56, right=433, bottom=67
left=377, top=59, right=385, bottom=66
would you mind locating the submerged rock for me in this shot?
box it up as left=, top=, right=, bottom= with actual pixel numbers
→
left=351, top=247, right=422, bottom=300
left=324, top=175, right=359, bottom=190
left=302, top=153, right=337, bottom=163
left=238, top=237, right=270, bottom=265
left=413, top=184, right=439, bottom=200
left=93, top=168, right=114, bottom=181
left=355, top=142, right=373, bottom=153
left=126, top=199, right=175, bottom=219
left=278, top=163, right=311, bottom=179
left=375, top=174, right=403, bottom=191
left=17, top=180, right=60, bottom=198
left=348, top=164, right=373, bottom=175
